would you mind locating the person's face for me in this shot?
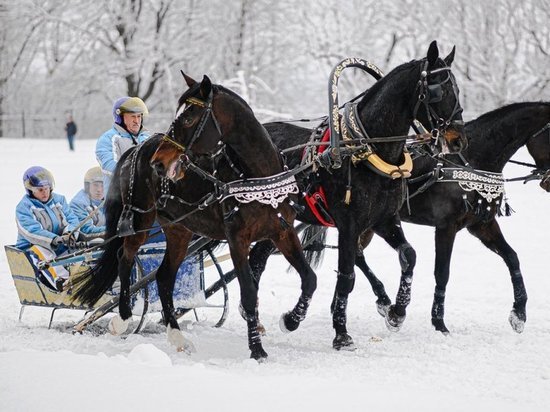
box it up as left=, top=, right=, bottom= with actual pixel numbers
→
left=31, top=186, right=51, bottom=202
left=122, top=112, right=142, bottom=135
left=89, top=181, right=104, bottom=201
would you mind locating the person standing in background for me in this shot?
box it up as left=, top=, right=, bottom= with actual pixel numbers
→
left=65, top=114, right=77, bottom=151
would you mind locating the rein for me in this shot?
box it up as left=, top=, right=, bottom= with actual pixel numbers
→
left=506, top=121, right=550, bottom=182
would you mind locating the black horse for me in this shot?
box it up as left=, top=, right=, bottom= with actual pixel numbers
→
left=248, top=41, right=466, bottom=350
left=352, top=101, right=550, bottom=334
left=73, top=74, right=318, bottom=360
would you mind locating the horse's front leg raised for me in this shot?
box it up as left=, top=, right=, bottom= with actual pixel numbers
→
left=158, top=225, right=195, bottom=352
left=331, top=226, right=360, bottom=351
left=374, top=217, right=417, bottom=332
left=272, top=228, right=317, bottom=333
left=467, top=219, right=527, bottom=333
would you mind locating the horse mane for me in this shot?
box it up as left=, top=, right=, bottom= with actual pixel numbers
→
left=176, top=81, right=253, bottom=113
left=471, top=101, right=550, bottom=125
left=357, top=57, right=451, bottom=113
left=215, top=85, right=253, bottom=112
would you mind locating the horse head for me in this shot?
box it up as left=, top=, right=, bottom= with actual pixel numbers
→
left=414, top=41, right=467, bottom=154
left=150, top=73, right=231, bottom=181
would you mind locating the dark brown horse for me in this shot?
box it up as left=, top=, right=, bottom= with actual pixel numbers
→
left=349, top=102, right=550, bottom=334
left=248, top=41, right=467, bottom=350
left=73, top=74, right=317, bottom=360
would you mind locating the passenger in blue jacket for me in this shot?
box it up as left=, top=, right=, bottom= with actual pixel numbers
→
left=95, top=96, right=150, bottom=194
left=15, top=166, right=80, bottom=291
left=70, top=166, right=106, bottom=238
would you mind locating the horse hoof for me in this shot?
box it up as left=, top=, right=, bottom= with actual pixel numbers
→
left=385, top=306, right=406, bottom=332
left=250, top=347, right=268, bottom=361
left=279, top=312, right=300, bottom=333
left=167, top=325, right=196, bottom=353
left=431, top=318, right=450, bottom=335
left=333, top=333, right=356, bottom=351
left=509, top=310, right=525, bottom=334
left=376, top=301, right=390, bottom=317
left=108, top=315, right=130, bottom=335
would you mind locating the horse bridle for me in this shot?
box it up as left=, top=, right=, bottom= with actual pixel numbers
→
left=413, top=59, right=464, bottom=140
left=161, top=90, right=223, bottom=160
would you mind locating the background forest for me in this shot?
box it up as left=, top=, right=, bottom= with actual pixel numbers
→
left=1, top=0, right=549, bottom=139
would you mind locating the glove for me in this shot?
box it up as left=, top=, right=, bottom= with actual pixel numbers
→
left=51, top=236, right=64, bottom=247
left=67, top=232, right=78, bottom=249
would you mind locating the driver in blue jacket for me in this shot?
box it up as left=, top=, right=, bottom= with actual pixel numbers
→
left=15, top=166, right=80, bottom=291
left=95, top=96, right=150, bottom=195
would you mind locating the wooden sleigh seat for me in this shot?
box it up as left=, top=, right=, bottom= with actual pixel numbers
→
left=4, top=245, right=113, bottom=328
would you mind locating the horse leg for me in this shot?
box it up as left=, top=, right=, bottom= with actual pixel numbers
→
left=158, top=225, right=195, bottom=352
left=331, top=226, right=360, bottom=351
left=109, top=232, right=148, bottom=335
left=373, top=217, right=416, bottom=332
left=228, top=236, right=267, bottom=361
left=249, top=239, right=277, bottom=335
left=356, top=229, right=392, bottom=316
left=249, top=239, right=276, bottom=283
left=272, top=230, right=317, bottom=333
left=467, top=219, right=527, bottom=333
left=431, top=225, right=458, bottom=335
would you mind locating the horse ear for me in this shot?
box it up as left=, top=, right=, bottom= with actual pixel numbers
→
left=200, top=75, right=212, bottom=99
left=427, top=40, right=439, bottom=67
left=444, top=46, right=456, bottom=66
left=181, top=70, right=197, bottom=88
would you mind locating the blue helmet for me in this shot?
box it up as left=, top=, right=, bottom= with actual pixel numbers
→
left=23, top=166, right=55, bottom=195
left=112, top=96, right=149, bottom=125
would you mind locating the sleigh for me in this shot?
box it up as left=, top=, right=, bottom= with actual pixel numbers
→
left=4, top=236, right=235, bottom=332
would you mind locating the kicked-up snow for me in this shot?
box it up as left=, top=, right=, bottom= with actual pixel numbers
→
left=0, top=138, right=549, bottom=411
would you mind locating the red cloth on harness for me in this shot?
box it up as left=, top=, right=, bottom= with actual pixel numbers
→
left=303, top=129, right=335, bottom=227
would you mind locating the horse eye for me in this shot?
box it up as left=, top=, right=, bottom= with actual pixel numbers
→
left=182, top=116, right=194, bottom=127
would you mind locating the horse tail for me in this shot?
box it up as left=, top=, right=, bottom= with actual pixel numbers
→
left=72, top=167, right=125, bottom=306
left=300, top=225, right=327, bottom=269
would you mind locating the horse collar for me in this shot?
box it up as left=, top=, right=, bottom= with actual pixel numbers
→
left=341, top=102, right=413, bottom=179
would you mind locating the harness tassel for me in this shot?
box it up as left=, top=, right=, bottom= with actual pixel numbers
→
left=496, top=200, right=502, bottom=217
left=474, top=198, right=483, bottom=216
left=344, top=187, right=351, bottom=205
left=277, top=212, right=290, bottom=230
left=462, top=194, right=473, bottom=212
left=288, top=199, right=305, bottom=214
left=224, top=206, right=239, bottom=223
left=504, top=198, right=515, bottom=217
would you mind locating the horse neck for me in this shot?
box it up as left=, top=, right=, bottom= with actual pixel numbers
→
left=224, top=123, right=282, bottom=177
left=464, top=104, right=550, bottom=171
left=356, top=68, right=417, bottom=164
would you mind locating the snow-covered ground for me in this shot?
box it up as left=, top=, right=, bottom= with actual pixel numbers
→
left=1, top=138, right=549, bottom=411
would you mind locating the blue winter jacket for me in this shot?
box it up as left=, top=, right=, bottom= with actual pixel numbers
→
left=95, top=124, right=149, bottom=194
left=70, top=189, right=106, bottom=235
left=15, top=192, right=80, bottom=253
